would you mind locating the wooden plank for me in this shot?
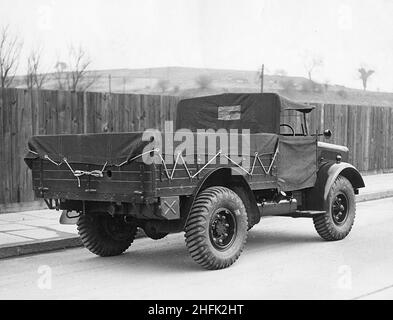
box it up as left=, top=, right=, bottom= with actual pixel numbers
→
left=10, top=88, right=19, bottom=203
left=16, top=89, right=24, bottom=203
left=0, top=88, right=4, bottom=204
left=385, top=108, right=393, bottom=169
left=57, top=90, right=65, bottom=133
left=364, top=107, right=371, bottom=171
left=358, top=106, right=367, bottom=171
left=346, top=105, right=356, bottom=166
left=96, top=92, right=102, bottom=133
left=3, top=89, right=13, bottom=203
left=21, top=89, right=34, bottom=202
left=38, top=89, right=45, bottom=135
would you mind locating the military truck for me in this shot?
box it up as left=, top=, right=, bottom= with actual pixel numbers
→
left=25, top=93, right=365, bottom=270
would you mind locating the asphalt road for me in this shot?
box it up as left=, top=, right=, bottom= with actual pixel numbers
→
left=1, top=198, right=393, bottom=300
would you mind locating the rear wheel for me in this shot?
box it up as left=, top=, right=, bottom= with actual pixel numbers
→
left=77, top=213, right=137, bottom=257
left=313, top=176, right=356, bottom=241
left=185, top=187, right=248, bottom=270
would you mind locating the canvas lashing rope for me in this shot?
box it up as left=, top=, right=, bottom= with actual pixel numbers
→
left=28, top=146, right=278, bottom=188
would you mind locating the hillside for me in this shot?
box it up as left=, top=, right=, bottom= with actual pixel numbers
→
left=13, top=66, right=393, bottom=107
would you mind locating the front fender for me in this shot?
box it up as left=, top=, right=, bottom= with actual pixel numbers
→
left=305, top=161, right=365, bottom=210
left=323, top=162, right=365, bottom=200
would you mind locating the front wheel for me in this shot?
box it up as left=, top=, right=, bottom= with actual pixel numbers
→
left=313, top=176, right=356, bottom=241
left=185, top=187, right=248, bottom=270
left=77, top=213, right=138, bottom=257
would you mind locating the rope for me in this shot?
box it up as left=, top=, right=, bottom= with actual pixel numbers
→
left=74, top=161, right=107, bottom=178
left=44, top=155, right=62, bottom=166
left=63, top=159, right=108, bottom=188
left=157, top=148, right=278, bottom=180
left=38, top=147, right=278, bottom=187
left=28, top=149, right=38, bottom=155
left=63, top=158, right=81, bottom=187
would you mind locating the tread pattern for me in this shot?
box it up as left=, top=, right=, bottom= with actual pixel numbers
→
left=313, top=176, right=356, bottom=241
left=230, top=185, right=259, bottom=230
left=77, top=214, right=137, bottom=257
left=185, top=186, right=248, bottom=270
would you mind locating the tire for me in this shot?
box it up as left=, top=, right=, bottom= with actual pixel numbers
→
left=185, top=186, right=248, bottom=270
left=313, top=176, right=356, bottom=241
left=77, top=213, right=138, bottom=257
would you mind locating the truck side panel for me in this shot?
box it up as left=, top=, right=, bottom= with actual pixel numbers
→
left=31, top=160, right=155, bottom=203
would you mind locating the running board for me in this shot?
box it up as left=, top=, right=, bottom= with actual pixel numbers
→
left=278, top=210, right=326, bottom=218
left=258, top=200, right=326, bottom=218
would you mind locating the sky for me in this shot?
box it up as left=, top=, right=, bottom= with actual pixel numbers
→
left=1, top=0, right=392, bottom=91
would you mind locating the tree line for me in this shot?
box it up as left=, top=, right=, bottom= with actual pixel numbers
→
left=0, top=25, right=98, bottom=92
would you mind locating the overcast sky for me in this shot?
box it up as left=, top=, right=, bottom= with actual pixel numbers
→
left=1, top=0, right=392, bottom=91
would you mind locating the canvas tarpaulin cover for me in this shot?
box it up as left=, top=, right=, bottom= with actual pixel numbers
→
left=24, top=132, right=279, bottom=166
left=24, top=132, right=317, bottom=192
left=277, top=136, right=317, bottom=191
left=176, top=93, right=315, bottom=133
left=24, top=132, right=150, bottom=168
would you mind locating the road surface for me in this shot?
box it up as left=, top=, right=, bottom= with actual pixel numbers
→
left=1, top=198, right=393, bottom=300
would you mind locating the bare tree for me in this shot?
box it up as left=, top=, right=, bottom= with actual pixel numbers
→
left=303, top=52, right=324, bottom=81
left=26, top=49, right=47, bottom=90
left=358, top=67, right=374, bottom=91
left=55, top=46, right=99, bottom=91
left=0, top=25, right=23, bottom=88
left=68, top=46, right=95, bottom=91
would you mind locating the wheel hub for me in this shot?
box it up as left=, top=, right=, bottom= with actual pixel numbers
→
left=210, top=208, right=237, bottom=250
left=102, top=215, right=133, bottom=241
left=332, top=193, right=348, bottom=225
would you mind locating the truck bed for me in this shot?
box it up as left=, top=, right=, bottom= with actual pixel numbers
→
left=25, top=131, right=318, bottom=204
left=30, top=155, right=278, bottom=203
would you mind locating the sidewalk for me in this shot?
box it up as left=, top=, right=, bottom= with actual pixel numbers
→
left=356, top=173, right=393, bottom=202
left=0, top=210, right=80, bottom=259
left=0, top=173, right=392, bottom=259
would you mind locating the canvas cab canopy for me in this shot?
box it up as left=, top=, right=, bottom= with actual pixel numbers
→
left=176, top=93, right=315, bottom=133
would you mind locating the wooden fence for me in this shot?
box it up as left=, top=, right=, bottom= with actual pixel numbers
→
left=0, top=88, right=392, bottom=206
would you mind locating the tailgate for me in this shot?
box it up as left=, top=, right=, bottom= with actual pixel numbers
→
left=30, top=159, right=155, bottom=202
left=25, top=132, right=155, bottom=203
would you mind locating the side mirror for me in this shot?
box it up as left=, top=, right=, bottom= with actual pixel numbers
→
left=323, top=129, right=332, bottom=139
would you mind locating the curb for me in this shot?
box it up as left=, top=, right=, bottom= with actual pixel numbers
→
left=356, top=190, right=393, bottom=203
left=0, top=230, right=147, bottom=260
left=0, top=236, right=82, bottom=260
left=1, top=193, right=392, bottom=260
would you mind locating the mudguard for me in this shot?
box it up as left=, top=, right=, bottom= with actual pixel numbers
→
left=305, top=161, right=365, bottom=210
